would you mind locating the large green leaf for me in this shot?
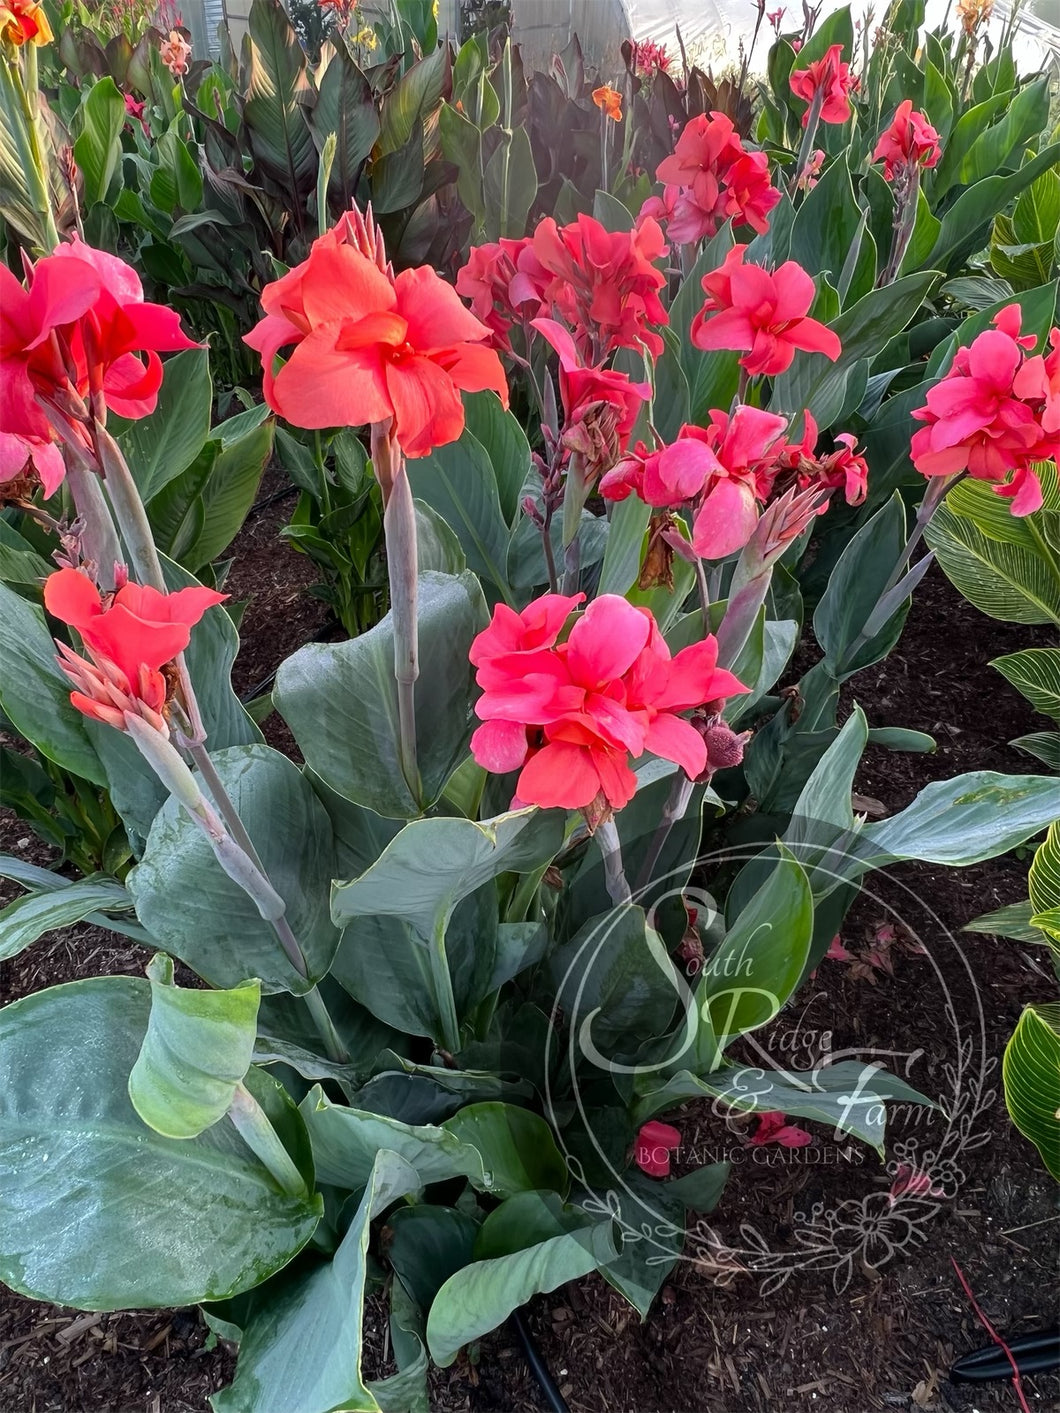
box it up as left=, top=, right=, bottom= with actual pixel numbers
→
left=308, top=49, right=379, bottom=210
left=1029, top=821, right=1060, bottom=948
left=406, top=433, right=513, bottom=599
left=1002, top=1004, right=1060, bottom=1181
left=73, top=77, right=124, bottom=206
left=331, top=808, right=564, bottom=941
left=814, top=494, right=911, bottom=675
left=462, top=391, right=530, bottom=527
left=377, top=43, right=449, bottom=155
left=926, top=503, right=1060, bottom=625
left=0, top=879, right=133, bottom=963
left=128, top=745, right=341, bottom=995
left=129, top=954, right=260, bottom=1140
left=860, top=772, right=1060, bottom=868
left=211, top=1150, right=420, bottom=1413
left=0, top=977, right=321, bottom=1310
left=928, top=141, right=1060, bottom=272
left=0, top=582, right=105, bottom=786
left=299, top=1085, right=488, bottom=1189
left=964, top=899, right=1046, bottom=945
left=242, top=0, right=317, bottom=190
left=426, top=1222, right=617, bottom=1367
left=705, top=847, right=813, bottom=1049
left=274, top=571, right=487, bottom=818
left=442, top=1103, right=568, bottom=1198
left=114, top=347, right=213, bottom=501
left=992, top=648, right=1060, bottom=723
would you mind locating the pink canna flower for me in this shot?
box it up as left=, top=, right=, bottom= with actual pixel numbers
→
left=0, top=235, right=198, bottom=453
left=634, top=1120, right=681, bottom=1177
left=790, top=43, right=859, bottom=125
left=887, top=1163, right=944, bottom=1205
left=825, top=934, right=855, bottom=962
left=642, top=112, right=781, bottom=244
left=469, top=593, right=749, bottom=813
left=690, top=244, right=841, bottom=377
left=873, top=100, right=942, bottom=181
left=910, top=306, right=1060, bottom=515
left=123, top=91, right=149, bottom=137
left=454, top=236, right=545, bottom=351
left=748, top=1110, right=813, bottom=1147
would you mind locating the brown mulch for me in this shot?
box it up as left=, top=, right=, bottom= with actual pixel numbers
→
left=1, top=519, right=1058, bottom=1411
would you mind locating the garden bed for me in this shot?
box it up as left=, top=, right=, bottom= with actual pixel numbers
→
left=3, top=545, right=1056, bottom=1413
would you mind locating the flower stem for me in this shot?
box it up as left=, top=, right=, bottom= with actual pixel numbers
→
left=789, top=86, right=825, bottom=199
left=878, top=164, right=920, bottom=287
left=227, top=1083, right=307, bottom=1196
left=430, top=921, right=462, bottom=1053
left=95, top=422, right=167, bottom=591
left=380, top=452, right=422, bottom=805
left=64, top=461, right=122, bottom=592
left=636, top=774, right=695, bottom=894
left=597, top=818, right=632, bottom=905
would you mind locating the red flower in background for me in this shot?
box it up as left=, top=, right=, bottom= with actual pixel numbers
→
left=873, top=100, right=942, bottom=180
left=44, top=567, right=225, bottom=731
left=691, top=244, right=841, bottom=377
left=629, top=38, right=671, bottom=75
left=246, top=212, right=508, bottom=457
left=910, top=305, right=1060, bottom=515
left=470, top=593, right=748, bottom=812
left=454, top=237, right=546, bottom=351
left=642, top=112, right=780, bottom=244
left=0, top=236, right=197, bottom=451
left=748, top=1111, right=813, bottom=1147
left=790, top=44, right=859, bottom=125
left=635, top=1120, right=681, bottom=1177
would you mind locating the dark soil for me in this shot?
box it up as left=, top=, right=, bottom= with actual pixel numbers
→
left=2, top=531, right=1059, bottom=1412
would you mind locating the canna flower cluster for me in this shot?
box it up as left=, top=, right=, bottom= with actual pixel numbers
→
left=628, top=38, right=671, bottom=75
left=911, top=306, right=1060, bottom=514
left=641, top=111, right=781, bottom=245
left=690, top=244, right=841, bottom=377
left=457, top=213, right=669, bottom=362
left=873, top=100, right=942, bottom=181
left=245, top=209, right=507, bottom=457
left=790, top=43, right=859, bottom=125
left=0, top=235, right=197, bottom=492
left=600, top=406, right=867, bottom=560
left=44, top=567, right=225, bottom=733
left=469, top=593, right=748, bottom=813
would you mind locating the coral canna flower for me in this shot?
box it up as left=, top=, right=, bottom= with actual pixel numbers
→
left=0, top=0, right=52, bottom=45
left=44, top=567, right=226, bottom=731
left=245, top=212, right=508, bottom=457
left=643, top=111, right=780, bottom=243
left=789, top=43, right=859, bottom=125
left=470, top=593, right=748, bottom=812
left=592, top=85, right=623, bottom=121
left=873, top=100, right=942, bottom=181
left=690, top=244, right=841, bottom=377
left=159, top=29, right=192, bottom=76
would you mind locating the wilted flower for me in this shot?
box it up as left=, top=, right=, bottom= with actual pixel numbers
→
left=592, top=84, right=623, bottom=121
left=873, top=100, right=941, bottom=181
left=748, top=1111, right=813, bottom=1147
left=245, top=210, right=508, bottom=456
left=910, top=306, right=1060, bottom=515
left=469, top=593, right=748, bottom=812
left=790, top=43, right=859, bottom=125
left=44, top=567, right=225, bottom=732
left=158, top=28, right=191, bottom=76
left=0, top=431, right=64, bottom=499
left=796, top=147, right=825, bottom=191
left=956, top=0, right=992, bottom=34
left=690, top=243, right=842, bottom=377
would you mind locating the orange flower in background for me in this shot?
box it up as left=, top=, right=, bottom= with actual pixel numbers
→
left=592, top=85, right=623, bottom=122
left=0, top=0, right=52, bottom=45
left=159, top=28, right=192, bottom=76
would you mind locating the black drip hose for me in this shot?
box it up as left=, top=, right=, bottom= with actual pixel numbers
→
left=511, top=1308, right=570, bottom=1413
left=950, top=1328, right=1060, bottom=1383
